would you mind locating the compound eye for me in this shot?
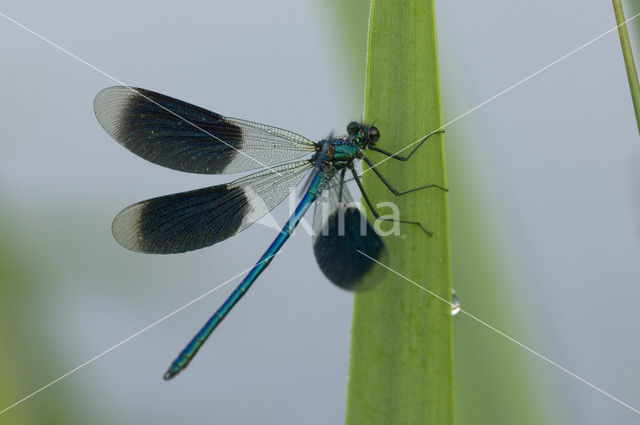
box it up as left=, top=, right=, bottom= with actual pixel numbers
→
left=368, top=126, right=380, bottom=143
left=347, top=121, right=360, bottom=135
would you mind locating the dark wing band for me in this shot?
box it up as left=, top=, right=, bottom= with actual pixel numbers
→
left=312, top=170, right=386, bottom=290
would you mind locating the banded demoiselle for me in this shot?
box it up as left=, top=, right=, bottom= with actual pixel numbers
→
left=94, top=86, right=444, bottom=380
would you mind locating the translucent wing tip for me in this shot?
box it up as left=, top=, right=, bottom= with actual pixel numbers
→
left=111, top=203, right=147, bottom=253
left=94, top=86, right=139, bottom=139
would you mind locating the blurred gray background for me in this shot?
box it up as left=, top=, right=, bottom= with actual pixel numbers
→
left=1, top=0, right=640, bottom=424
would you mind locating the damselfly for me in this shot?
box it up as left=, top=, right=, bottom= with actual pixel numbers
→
left=94, top=87, right=444, bottom=380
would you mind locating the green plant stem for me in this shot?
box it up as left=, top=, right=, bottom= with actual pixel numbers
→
left=345, top=1, right=454, bottom=424
left=613, top=0, right=640, bottom=135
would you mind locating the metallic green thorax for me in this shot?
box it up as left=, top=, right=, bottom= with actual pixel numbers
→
left=314, top=137, right=361, bottom=170
left=332, top=142, right=360, bottom=163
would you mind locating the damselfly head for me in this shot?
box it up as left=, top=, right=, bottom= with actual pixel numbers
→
left=347, top=122, right=380, bottom=147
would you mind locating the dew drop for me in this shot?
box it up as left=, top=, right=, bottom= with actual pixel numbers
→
left=450, top=289, right=461, bottom=316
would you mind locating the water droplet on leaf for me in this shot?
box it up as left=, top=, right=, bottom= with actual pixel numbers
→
left=451, top=289, right=461, bottom=316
